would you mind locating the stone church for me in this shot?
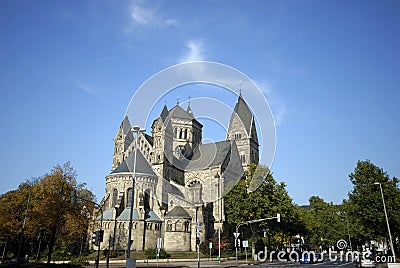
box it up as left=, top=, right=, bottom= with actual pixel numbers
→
left=92, top=94, right=259, bottom=252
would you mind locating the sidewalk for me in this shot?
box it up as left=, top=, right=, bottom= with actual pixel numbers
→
left=88, top=258, right=253, bottom=268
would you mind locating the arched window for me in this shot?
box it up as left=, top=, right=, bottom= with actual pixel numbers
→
left=176, top=220, right=182, bottom=231
left=184, top=128, right=188, bottom=139
left=174, top=127, right=177, bottom=138
left=188, top=180, right=202, bottom=204
left=167, top=220, right=173, bottom=232
left=126, top=187, right=133, bottom=208
left=144, top=189, right=151, bottom=217
left=184, top=221, right=190, bottom=232
left=112, top=189, right=118, bottom=208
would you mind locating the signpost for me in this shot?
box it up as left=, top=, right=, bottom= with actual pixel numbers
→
left=234, top=232, right=240, bottom=266
left=243, top=240, right=249, bottom=263
left=156, top=237, right=162, bottom=266
left=209, top=242, right=213, bottom=260
left=196, top=222, right=202, bottom=268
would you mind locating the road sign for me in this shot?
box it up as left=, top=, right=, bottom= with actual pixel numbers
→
left=209, top=242, right=213, bottom=249
left=157, top=237, right=162, bottom=249
left=235, top=238, right=240, bottom=248
left=242, top=240, right=249, bottom=248
left=233, top=232, right=240, bottom=238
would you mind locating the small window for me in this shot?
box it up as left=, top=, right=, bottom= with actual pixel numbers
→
left=126, top=188, right=133, bottom=207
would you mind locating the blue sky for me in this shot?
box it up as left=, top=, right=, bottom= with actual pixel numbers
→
left=0, top=0, right=399, bottom=205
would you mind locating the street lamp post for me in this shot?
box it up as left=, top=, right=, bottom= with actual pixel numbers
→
left=127, top=126, right=145, bottom=264
left=374, top=182, right=396, bottom=262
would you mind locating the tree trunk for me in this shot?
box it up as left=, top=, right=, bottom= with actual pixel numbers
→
left=47, top=227, right=57, bottom=264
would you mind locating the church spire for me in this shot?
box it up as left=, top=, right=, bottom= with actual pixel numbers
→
left=160, top=103, right=169, bottom=122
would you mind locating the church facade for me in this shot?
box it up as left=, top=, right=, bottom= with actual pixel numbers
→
left=91, top=94, right=259, bottom=252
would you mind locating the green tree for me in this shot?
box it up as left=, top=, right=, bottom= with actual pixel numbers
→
left=347, top=160, right=400, bottom=254
left=299, top=196, right=347, bottom=249
left=224, top=164, right=304, bottom=250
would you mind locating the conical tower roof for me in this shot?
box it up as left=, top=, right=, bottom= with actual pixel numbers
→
left=232, top=95, right=253, bottom=135
left=110, top=148, right=156, bottom=177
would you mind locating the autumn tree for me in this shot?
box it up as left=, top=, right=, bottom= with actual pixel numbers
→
left=0, top=162, right=95, bottom=262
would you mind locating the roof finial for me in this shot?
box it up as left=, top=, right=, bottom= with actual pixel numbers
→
left=238, top=82, right=242, bottom=97
left=187, top=96, right=193, bottom=114
left=176, top=98, right=180, bottom=105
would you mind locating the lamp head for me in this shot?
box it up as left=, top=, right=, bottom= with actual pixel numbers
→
left=374, top=182, right=380, bottom=185
left=132, top=126, right=140, bottom=131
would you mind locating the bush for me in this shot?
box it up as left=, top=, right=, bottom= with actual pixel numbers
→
left=200, top=241, right=216, bottom=256
left=144, top=248, right=170, bottom=259
left=70, top=256, right=89, bottom=265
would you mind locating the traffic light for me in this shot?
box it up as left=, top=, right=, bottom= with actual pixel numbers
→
left=196, top=237, right=200, bottom=245
left=92, top=231, right=99, bottom=246
left=92, top=230, right=103, bottom=246
left=98, top=230, right=104, bottom=242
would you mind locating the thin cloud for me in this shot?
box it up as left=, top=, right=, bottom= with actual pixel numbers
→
left=70, top=78, right=95, bottom=94
left=126, top=0, right=178, bottom=35
left=131, top=3, right=155, bottom=25
left=179, top=40, right=206, bottom=63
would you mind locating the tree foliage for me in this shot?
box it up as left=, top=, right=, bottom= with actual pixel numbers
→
left=0, top=162, right=95, bottom=263
left=299, top=196, right=347, bottom=248
left=346, top=160, right=400, bottom=253
left=224, top=164, right=305, bottom=249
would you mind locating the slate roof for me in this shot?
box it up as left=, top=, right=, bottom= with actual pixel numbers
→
left=121, top=115, right=132, bottom=136
left=120, top=116, right=134, bottom=150
left=96, top=209, right=113, bottom=220
left=144, top=133, right=153, bottom=146
left=146, top=211, right=163, bottom=222
left=116, top=208, right=162, bottom=222
left=186, top=140, right=232, bottom=170
left=232, top=95, right=254, bottom=135
left=117, top=208, right=140, bottom=221
left=110, top=149, right=156, bottom=177
left=169, top=105, right=194, bottom=120
left=160, top=104, right=169, bottom=122
left=165, top=206, right=192, bottom=219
